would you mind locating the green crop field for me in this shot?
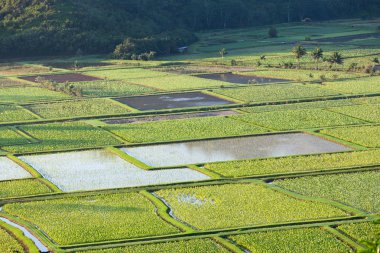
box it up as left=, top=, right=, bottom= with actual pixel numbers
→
left=107, top=116, right=269, bottom=143
left=3, top=122, right=122, bottom=153
left=2, top=193, right=179, bottom=245
left=213, top=83, right=339, bottom=103
left=274, top=171, right=380, bottom=213
left=235, top=109, right=363, bottom=130
left=26, top=99, right=130, bottom=119
left=205, top=149, right=380, bottom=177
left=0, top=227, right=25, bottom=253
left=229, top=227, right=352, bottom=253
left=321, top=125, right=380, bottom=148
left=0, top=17, right=379, bottom=253
left=81, top=239, right=229, bottom=253
left=155, top=183, right=347, bottom=230
left=0, top=179, right=53, bottom=199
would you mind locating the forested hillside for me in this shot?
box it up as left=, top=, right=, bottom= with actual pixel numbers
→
left=0, top=0, right=379, bottom=57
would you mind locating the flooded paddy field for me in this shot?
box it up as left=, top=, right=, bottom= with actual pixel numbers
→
left=0, top=157, right=31, bottom=181
left=103, top=110, right=238, bottom=124
left=19, top=73, right=102, bottom=83
left=19, top=149, right=210, bottom=192
left=197, top=73, right=289, bottom=84
left=122, top=133, right=351, bottom=167
left=114, top=92, right=234, bottom=111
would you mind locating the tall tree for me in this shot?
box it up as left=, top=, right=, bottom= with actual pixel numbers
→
left=292, top=44, right=307, bottom=68
left=311, top=47, right=323, bottom=70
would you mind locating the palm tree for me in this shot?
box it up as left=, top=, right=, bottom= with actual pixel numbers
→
left=328, top=52, right=344, bottom=70
left=219, top=48, right=228, bottom=59
left=292, top=44, right=307, bottom=69
left=311, top=47, right=323, bottom=70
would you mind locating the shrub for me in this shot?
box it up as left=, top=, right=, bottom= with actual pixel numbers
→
left=268, top=27, right=278, bottom=38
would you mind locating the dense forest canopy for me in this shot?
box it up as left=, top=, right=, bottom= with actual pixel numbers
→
left=0, top=0, right=379, bottom=57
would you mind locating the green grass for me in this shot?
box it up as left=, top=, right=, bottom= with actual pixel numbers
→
left=0, top=104, right=37, bottom=123
left=84, top=68, right=169, bottom=80
left=74, top=80, right=156, bottom=97
left=27, top=99, right=130, bottom=119
left=0, top=87, right=70, bottom=103
left=107, top=116, right=269, bottom=143
left=274, top=171, right=380, bottom=213
left=0, top=179, right=53, bottom=199
left=321, top=125, right=380, bottom=148
left=338, top=222, right=380, bottom=242
left=155, top=183, right=347, bottom=230
left=205, top=149, right=380, bottom=178
left=0, top=227, right=25, bottom=253
left=2, top=193, right=179, bottom=245
left=329, top=104, right=380, bottom=123
left=0, top=127, right=31, bottom=146
left=235, top=109, right=363, bottom=130
left=230, top=227, right=351, bottom=253
left=81, top=239, right=229, bottom=253
left=3, top=122, right=122, bottom=153
left=213, top=83, right=339, bottom=103
left=322, top=76, right=380, bottom=95
left=241, top=99, right=356, bottom=113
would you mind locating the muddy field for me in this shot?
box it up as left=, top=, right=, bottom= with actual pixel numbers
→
left=19, top=73, right=102, bottom=83
left=114, top=92, right=234, bottom=111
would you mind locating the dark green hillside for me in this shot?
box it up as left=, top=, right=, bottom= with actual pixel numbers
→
left=0, top=0, right=379, bottom=57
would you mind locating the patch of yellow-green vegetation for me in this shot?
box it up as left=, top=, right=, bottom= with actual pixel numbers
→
left=321, top=125, right=380, bottom=148
left=75, top=80, right=156, bottom=97
left=0, top=179, right=53, bottom=199
left=274, top=171, right=380, bottom=213
left=329, top=104, right=380, bottom=123
left=0, top=64, right=52, bottom=76
left=0, top=127, right=31, bottom=146
left=205, top=149, right=380, bottom=177
left=0, top=104, right=37, bottom=123
left=213, top=83, right=339, bottom=103
left=27, top=99, right=130, bottom=119
left=322, top=76, right=380, bottom=95
left=81, top=239, right=229, bottom=253
left=3, top=122, right=122, bottom=153
left=0, top=78, right=27, bottom=88
left=230, top=227, right=351, bottom=253
left=107, top=116, right=268, bottom=143
left=0, top=227, right=25, bottom=253
left=338, top=222, right=380, bottom=242
left=235, top=109, right=362, bottom=130
left=0, top=87, right=70, bottom=103
left=155, top=183, right=347, bottom=230
left=3, top=193, right=179, bottom=245
left=84, top=68, right=169, bottom=80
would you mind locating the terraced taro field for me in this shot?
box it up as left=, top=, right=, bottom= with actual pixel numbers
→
left=0, top=19, right=379, bottom=253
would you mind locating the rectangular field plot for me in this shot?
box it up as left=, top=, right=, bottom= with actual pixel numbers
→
left=103, top=110, right=238, bottom=124
left=322, top=76, right=380, bottom=95
left=0, top=104, right=37, bottom=122
left=75, top=80, right=156, bottom=97
left=0, top=179, right=52, bottom=199
left=236, top=109, right=363, bottom=130
left=122, top=133, right=351, bottom=167
left=19, top=150, right=210, bottom=192
left=80, top=239, right=229, bottom=253
left=3, top=122, right=122, bottom=154
left=213, top=83, right=339, bottom=103
left=196, top=72, right=289, bottom=84
left=26, top=99, right=130, bottom=119
left=274, top=171, right=380, bottom=213
left=0, top=87, right=70, bottom=103
left=0, top=227, right=25, bottom=253
left=321, top=125, right=380, bottom=148
left=155, top=183, right=347, bottom=230
left=108, top=116, right=266, bottom=144
left=329, top=104, right=380, bottom=123
left=0, top=157, right=31, bottom=181
left=338, top=222, right=380, bottom=243
left=229, top=227, right=351, bottom=253
left=206, top=149, right=380, bottom=178
left=114, top=92, right=233, bottom=111
left=19, top=73, right=102, bottom=83
left=2, top=193, right=179, bottom=245
left=0, top=127, right=32, bottom=147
